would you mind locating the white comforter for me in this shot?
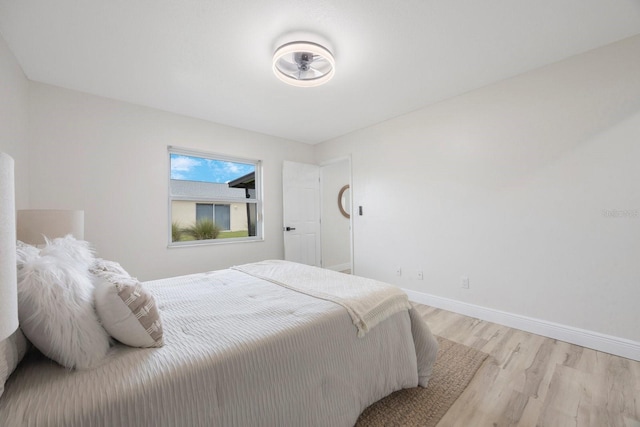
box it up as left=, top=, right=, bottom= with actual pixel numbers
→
left=0, top=266, right=439, bottom=427
left=232, top=260, right=412, bottom=337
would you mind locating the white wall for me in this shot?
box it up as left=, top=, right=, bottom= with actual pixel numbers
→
left=27, top=83, right=315, bottom=280
left=6, top=27, right=639, bottom=346
left=315, top=35, right=640, bottom=343
left=321, top=159, right=351, bottom=270
left=0, top=33, right=29, bottom=209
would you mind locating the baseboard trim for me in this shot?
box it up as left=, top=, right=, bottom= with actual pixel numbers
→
left=403, top=288, right=640, bottom=362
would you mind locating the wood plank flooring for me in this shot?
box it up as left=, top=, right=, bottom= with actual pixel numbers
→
left=412, top=303, right=640, bottom=427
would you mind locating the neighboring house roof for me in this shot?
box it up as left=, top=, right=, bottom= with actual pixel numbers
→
left=170, top=179, right=246, bottom=199
left=228, top=172, right=255, bottom=189
left=229, top=172, right=256, bottom=199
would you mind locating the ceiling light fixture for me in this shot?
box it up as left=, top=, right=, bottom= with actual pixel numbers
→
left=272, top=41, right=335, bottom=88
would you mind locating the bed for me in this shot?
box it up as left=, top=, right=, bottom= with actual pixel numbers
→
left=0, top=157, right=439, bottom=427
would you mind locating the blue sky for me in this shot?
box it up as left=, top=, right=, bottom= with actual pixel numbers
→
left=170, top=154, right=254, bottom=184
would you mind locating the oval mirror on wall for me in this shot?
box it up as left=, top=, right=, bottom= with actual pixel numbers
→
left=338, top=185, right=350, bottom=218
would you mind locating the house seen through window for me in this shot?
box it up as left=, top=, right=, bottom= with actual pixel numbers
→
left=169, top=147, right=262, bottom=245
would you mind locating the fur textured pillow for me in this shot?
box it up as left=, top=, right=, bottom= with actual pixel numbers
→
left=16, top=236, right=110, bottom=369
left=16, top=240, right=40, bottom=265
left=92, top=261, right=164, bottom=348
left=40, top=235, right=94, bottom=268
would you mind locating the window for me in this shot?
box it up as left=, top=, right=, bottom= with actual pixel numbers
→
left=195, top=203, right=231, bottom=230
left=168, top=147, right=262, bottom=245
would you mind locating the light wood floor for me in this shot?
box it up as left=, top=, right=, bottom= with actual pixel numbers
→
left=412, top=304, right=640, bottom=427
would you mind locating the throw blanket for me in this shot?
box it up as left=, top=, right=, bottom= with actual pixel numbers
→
left=232, top=260, right=411, bottom=337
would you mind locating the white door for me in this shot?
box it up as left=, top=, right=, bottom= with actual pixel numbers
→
left=283, top=161, right=321, bottom=266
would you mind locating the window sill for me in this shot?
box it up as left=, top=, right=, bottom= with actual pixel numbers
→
left=168, top=237, right=264, bottom=249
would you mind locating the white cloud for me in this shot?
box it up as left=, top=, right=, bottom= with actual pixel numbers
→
left=222, top=161, right=240, bottom=174
left=171, top=156, right=201, bottom=172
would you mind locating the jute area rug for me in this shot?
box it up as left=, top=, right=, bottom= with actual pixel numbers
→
left=355, top=336, right=489, bottom=427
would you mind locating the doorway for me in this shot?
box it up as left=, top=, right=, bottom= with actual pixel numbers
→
left=320, top=157, right=352, bottom=273
left=282, top=159, right=353, bottom=272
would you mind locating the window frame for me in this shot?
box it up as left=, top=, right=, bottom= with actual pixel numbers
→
left=168, top=146, right=263, bottom=247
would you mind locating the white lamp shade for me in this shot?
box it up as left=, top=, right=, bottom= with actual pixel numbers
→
left=17, top=209, right=85, bottom=246
left=0, top=152, right=18, bottom=341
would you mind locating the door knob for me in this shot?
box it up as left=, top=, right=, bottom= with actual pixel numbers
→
left=284, top=226, right=296, bottom=231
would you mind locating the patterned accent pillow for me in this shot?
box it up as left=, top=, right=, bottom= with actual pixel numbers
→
left=93, top=264, right=163, bottom=348
left=90, top=258, right=130, bottom=277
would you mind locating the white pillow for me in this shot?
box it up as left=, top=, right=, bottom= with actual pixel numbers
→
left=93, top=265, right=164, bottom=348
left=16, top=240, right=40, bottom=265
left=0, top=329, right=28, bottom=399
left=90, top=257, right=130, bottom=277
left=16, top=236, right=110, bottom=369
left=40, top=234, right=94, bottom=268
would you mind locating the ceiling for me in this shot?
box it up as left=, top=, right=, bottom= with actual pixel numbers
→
left=1, top=1, right=639, bottom=144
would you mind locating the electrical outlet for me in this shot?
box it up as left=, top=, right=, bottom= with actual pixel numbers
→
left=396, top=268, right=402, bottom=276
left=417, top=270, right=424, bottom=280
left=461, top=276, right=470, bottom=289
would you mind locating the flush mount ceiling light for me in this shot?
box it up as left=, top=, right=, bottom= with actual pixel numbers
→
left=272, top=41, right=335, bottom=87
